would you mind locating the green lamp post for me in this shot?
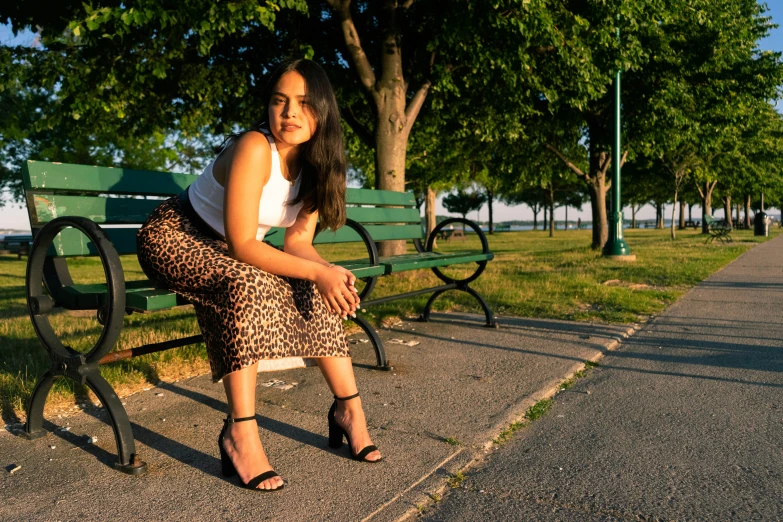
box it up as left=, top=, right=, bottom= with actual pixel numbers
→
left=602, top=24, right=635, bottom=261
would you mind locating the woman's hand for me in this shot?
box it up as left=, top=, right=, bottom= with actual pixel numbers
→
left=315, top=264, right=360, bottom=318
left=329, top=264, right=360, bottom=301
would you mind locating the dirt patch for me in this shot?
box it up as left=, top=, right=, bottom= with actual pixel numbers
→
left=601, top=279, right=663, bottom=291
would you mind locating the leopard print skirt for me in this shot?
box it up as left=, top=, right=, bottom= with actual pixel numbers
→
left=136, top=196, right=350, bottom=382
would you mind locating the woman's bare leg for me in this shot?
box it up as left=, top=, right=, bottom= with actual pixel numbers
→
left=316, top=357, right=382, bottom=461
left=222, top=363, right=284, bottom=489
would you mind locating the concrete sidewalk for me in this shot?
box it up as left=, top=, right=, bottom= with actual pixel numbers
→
left=421, top=236, right=783, bottom=521
left=1, top=309, right=634, bottom=521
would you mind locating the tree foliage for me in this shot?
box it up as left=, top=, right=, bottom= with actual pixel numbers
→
left=1, top=0, right=782, bottom=248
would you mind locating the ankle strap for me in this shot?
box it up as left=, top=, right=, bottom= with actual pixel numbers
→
left=333, top=392, right=360, bottom=401
left=224, top=415, right=256, bottom=424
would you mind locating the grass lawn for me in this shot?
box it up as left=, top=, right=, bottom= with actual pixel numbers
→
left=1, top=226, right=778, bottom=421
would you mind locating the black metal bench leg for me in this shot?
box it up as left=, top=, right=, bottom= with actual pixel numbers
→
left=84, top=371, right=148, bottom=475
left=350, top=315, right=392, bottom=371
left=459, top=285, right=498, bottom=328
left=418, top=289, right=448, bottom=323
left=22, top=370, right=55, bottom=440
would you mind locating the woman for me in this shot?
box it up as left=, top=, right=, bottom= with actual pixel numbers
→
left=137, top=59, right=381, bottom=492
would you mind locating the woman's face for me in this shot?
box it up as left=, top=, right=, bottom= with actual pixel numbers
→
left=268, top=71, right=317, bottom=149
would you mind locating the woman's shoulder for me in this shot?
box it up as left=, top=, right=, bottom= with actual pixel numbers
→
left=225, top=131, right=273, bottom=166
left=216, top=131, right=274, bottom=186
left=234, top=129, right=273, bottom=151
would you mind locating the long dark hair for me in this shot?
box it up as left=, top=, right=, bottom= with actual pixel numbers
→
left=219, top=59, right=347, bottom=231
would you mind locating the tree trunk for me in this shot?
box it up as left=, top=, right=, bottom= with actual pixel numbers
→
left=328, top=0, right=430, bottom=257
left=671, top=192, right=678, bottom=240
left=723, top=196, right=732, bottom=227
left=701, top=181, right=714, bottom=234
left=487, top=190, right=494, bottom=234
left=460, top=214, right=467, bottom=232
left=425, top=186, right=437, bottom=249
left=375, top=110, right=409, bottom=256
left=532, top=204, right=538, bottom=230
left=565, top=206, right=568, bottom=230
left=586, top=151, right=609, bottom=249
left=744, top=194, right=752, bottom=228
left=632, top=205, right=637, bottom=229
left=688, top=203, right=693, bottom=223
left=545, top=124, right=612, bottom=248
left=679, top=201, right=686, bottom=229
left=549, top=202, right=555, bottom=238
left=734, top=202, right=740, bottom=226
left=586, top=179, right=608, bottom=248
left=656, top=202, right=664, bottom=229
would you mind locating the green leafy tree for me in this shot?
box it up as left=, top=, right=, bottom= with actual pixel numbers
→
left=442, top=189, right=487, bottom=231
left=0, top=1, right=295, bottom=199
left=631, top=0, right=783, bottom=237
left=538, top=1, right=668, bottom=249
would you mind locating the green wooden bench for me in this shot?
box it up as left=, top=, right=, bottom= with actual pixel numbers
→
left=704, top=214, right=732, bottom=243
left=20, top=160, right=496, bottom=474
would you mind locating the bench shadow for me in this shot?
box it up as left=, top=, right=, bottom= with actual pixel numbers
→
left=0, top=272, right=26, bottom=279
left=34, top=419, right=119, bottom=470
left=22, top=408, right=223, bottom=477
left=157, top=382, right=346, bottom=459
left=412, top=313, right=783, bottom=386
left=425, top=312, right=629, bottom=342
left=398, top=315, right=609, bottom=363
left=130, top=421, right=222, bottom=476
left=1, top=395, right=23, bottom=425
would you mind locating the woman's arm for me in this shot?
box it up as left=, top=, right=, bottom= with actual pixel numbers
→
left=223, top=133, right=356, bottom=315
left=223, top=132, right=321, bottom=280
left=285, top=209, right=360, bottom=310
left=283, top=208, right=330, bottom=265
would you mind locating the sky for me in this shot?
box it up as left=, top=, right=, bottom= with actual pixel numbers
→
left=2, top=2, right=783, bottom=231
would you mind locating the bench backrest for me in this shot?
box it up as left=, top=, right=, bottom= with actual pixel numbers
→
left=22, top=160, right=422, bottom=256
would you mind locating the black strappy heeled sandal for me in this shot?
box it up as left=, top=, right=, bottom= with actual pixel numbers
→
left=218, top=415, right=285, bottom=491
left=328, top=392, right=382, bottom=463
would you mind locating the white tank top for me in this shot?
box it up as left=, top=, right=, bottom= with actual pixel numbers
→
left=189, top=129, right=304, bottom=241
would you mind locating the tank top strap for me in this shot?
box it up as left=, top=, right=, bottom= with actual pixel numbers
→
left=256, top=128, right=282, bottom=181
left=257, top=127, right=277, bottom=152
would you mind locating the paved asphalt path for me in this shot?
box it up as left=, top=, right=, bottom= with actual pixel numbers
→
left=422, top=236, right=783, bottom=521
left=0, top=310, right=633, bottom=521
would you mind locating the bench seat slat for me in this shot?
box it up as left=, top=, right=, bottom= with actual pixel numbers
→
left=23, top=161, right=197, bottom=196
left=31, top=194, right=422, bottom=226
left=332, top=260, right=387, bottom=278
left=346, top=207, right=421, bottom=224
left=47, top=228, right=139, bottom=256
left=314, top=224, right=423, bottom=244
left=58, top=280, right=188, bottom=310
left=31, top=194, right=163, bottom=225
left=380, top=251, right=494, bottom=273
left=45, top=222, right=425, bottom=256
left=346, top=189, right=416, bottom=207
left=55, top=258, right=385, bottom=311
